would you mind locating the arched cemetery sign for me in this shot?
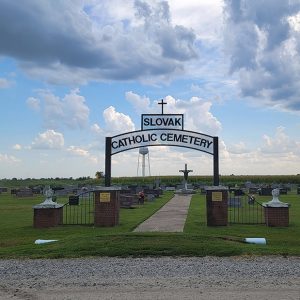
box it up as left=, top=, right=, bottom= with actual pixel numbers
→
left=105, top=100, right=219, bottom=186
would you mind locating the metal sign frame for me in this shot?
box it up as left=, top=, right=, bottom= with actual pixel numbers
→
left=105, top=100, right=219, bottom=187
left=141, top=114, right=184, bottom=130
left=105, top=131, right=219, bottom=187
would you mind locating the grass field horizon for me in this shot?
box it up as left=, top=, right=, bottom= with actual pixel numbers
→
left=1, top=174, right=300, bottom=188
left=0, top=180, right=299, bottom=258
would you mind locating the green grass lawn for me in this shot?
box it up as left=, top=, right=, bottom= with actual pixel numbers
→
left=184, top=192, right=300, bottom=256
left=0, top=190, right=299, bottom=258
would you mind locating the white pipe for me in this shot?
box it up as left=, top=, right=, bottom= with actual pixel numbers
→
left=244, top=238, right=266, bottom=245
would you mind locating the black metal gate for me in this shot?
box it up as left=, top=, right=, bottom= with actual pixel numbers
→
left=63, top=191, right=95, bottom=225
left=228, top=192, right=265, bottom=225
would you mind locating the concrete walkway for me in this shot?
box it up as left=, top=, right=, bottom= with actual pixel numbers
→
left=134, top=194, right=192, bottom=232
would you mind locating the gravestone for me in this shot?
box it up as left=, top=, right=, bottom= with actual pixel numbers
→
left=279, top=188, right=288, bottom=195
left=146, top=194, right=155, bottom=202
left=69, top=195, right=79, bottom=205
left=119, top=194, right=139, bottom=208
left=16, top=188, right=33, bottom=197
left=228, top=197, right=242, bottom=207
left=11, top=189, right=17, bottom=195
left=249, top=187, right=259, bottom=194
left=165, top=186, right=175, bottom=191
left=259, top=187, right=273, bottom=196
left=32, top=187, right=42, bottom=194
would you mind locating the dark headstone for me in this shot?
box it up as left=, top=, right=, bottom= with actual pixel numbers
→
left=249, top=187, right=259, bottom=194
left=69, top=195, right=79, bottom=205
left=146, top=194, right=155, bottom=202
left=259, top=187, right=273, bottom=196
left=228, top=197, right=242, bottom=207
left=16, top=188, right=33, bottom=197
left=119, top=194, right=138, bottom=208
left=279, top=188, right=288, bottom=195
left=11, top=189, right=17, bottom=195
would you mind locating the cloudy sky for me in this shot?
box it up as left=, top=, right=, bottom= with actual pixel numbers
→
left=1, top=0, right=300, bottom=179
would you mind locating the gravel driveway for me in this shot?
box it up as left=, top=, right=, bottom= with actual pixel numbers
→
left=0, top=256, right=299, bottom=299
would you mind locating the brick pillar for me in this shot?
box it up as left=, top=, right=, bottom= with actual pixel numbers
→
left=206, top=187, right=228, bottom=226
left=33, top=206, right=63, bottom=228
left=264, top=206, right=289, bottom=227
left=94, top=189, right=120, bottom=227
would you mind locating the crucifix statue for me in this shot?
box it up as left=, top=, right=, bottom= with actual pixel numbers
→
left=179, top=163, right=193, bottom=189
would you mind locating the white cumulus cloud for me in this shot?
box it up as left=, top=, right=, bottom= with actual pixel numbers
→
left=261, top=126, right=299, bottom=154
left=31, top=129, right=64, bottom=150
left=26, top=97, right=40, bottom=111
left=103, top=106, right=135, bottom=135
left=30, top=89, right=90, bottom=130
left=224, top=0, right=300, bottom=111
left=0, top=153, right=20, bottom=163
left=0, top=0, right=197, bottom=85
left=90, top=123, right=103, bottom=134
left=12, top=144, right=22, bottom=150
left=125, top=91, right=151, bottom=113
left=126, top=92, right=222, bottom=135
left=67, top=146, right=98, bottom=163
left=220, top=126, right=300, bottom=175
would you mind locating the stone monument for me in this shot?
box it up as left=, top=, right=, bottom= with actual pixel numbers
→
left=33, top=186, right=64, bottom=228
left=262, top=188, right=290, bottom=227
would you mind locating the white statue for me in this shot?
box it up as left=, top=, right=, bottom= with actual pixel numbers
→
left=271, top=188, right=280, bottom=204
left=264, top=188, right=289, bottom=207
left=33, top=185, right=63, bottom=209
left=41, top=186, right=56, bottom=205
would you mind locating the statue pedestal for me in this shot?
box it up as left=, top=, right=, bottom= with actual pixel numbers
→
left=262, top=204, right=289, bottom=227
left=32, top=186, right=64, bottom=228
left=262, top=189, right=289, bottom=227
left=33, top=203, right=64, bottom=228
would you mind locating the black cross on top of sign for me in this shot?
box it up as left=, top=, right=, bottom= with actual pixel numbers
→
left=158, top=99, right=167, bottom=114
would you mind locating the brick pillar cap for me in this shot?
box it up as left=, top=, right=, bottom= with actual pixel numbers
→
left=33, top=203, right=64, bottom=209
left=205, top=186, right=228, bottom=191
left=262, top=202, right=290, bottom=208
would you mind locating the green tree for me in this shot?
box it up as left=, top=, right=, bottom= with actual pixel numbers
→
left=95, top=171, right=104, bottom=179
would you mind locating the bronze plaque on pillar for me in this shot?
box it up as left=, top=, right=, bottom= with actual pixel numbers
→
left=94, top=189, right=120, bottom=227
left=206, top=187, right=228, bottom=226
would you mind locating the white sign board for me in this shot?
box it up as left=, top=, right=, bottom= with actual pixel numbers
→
left=141, top=114, right=183, bottom=130
left=111, top=129, right=214, bottom=155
